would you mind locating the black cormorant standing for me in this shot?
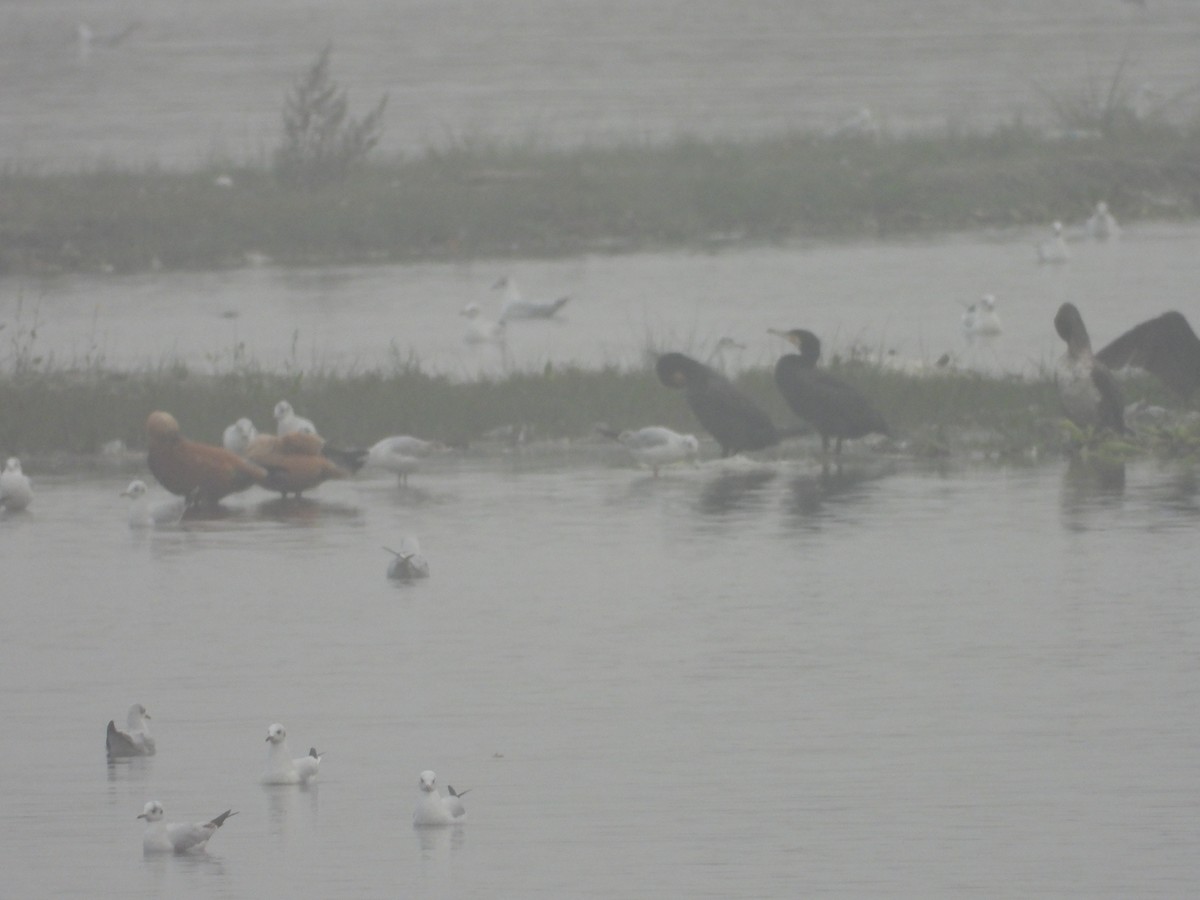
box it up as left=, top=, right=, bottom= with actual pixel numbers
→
left=768, top=328, right=890, bottom=454
left=655, top=353, right=782, bottom=457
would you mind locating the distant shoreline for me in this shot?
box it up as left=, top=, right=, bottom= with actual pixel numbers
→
left=1, top=119, right=1197, bottom=277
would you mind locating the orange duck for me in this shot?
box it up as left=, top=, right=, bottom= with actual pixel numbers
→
left=245, top=431, right=353, bottom=498
left=145, top=411, right=270, bottom=506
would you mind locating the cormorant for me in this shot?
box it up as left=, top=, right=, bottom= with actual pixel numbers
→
left=1053, top=303, right=1127, bottom=433
left=655, top=353, right=783, bottom=457
left=768, top=329, right=891, bottom=455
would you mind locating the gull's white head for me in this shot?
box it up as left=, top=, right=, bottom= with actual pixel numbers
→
left=129, top=703, right=150, bottom=722
left=266, top=723, right=287, bottom=744
left=273, top=401, right=293, bottom=422
left=235, top=418, right=256, bottom=437
left=137, top=801, right=164, bottom=822
left=419, top=770, right=438, bottom=792
left=981, top=294, right=996, bottom=311
left=1052, top=221, right=1064, bottom=234
left=1096, top=201, right=1109, bottom=214
left=4, top=458, right=21, bottom=474
left=121, top=480, right=147, bottom=499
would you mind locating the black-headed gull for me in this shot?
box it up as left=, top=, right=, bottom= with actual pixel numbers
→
left=1086, top=201, right=1120, bottom=241
left=413, top=770, right=467, bottom=826
left=460, top=303, right=506, bottom=344
left=365, top=435, right=441, bottom=484
left=492, top=276, right=570, bottom=321
left=0, top=457, right=33, bottom=511
left=603, top=426, right=699, bottom=476
left=121, top=480, right=185, bottom=528
left=107, top=703, right=156, bottom=758
left=262, top=723, right=322, bottom=785
left=1037, top=221, right=1070, bottom=264
left=138, top=801, right=236, bottom=854
left=274, top=400, right=318, bottom=437
left=222, top=417, right=258, bottom=455
left=961, top=294, right=1002, bottom=339
left=385, top=537, right=430, bottom=580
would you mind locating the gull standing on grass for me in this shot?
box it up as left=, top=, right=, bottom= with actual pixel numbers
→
left=0, top=457, right=34, bottom=511
left=262, top=723, right=323, bottom=785
left=413, top=770, right=468, bottom=826
left=138, top=801, right=236, bottom=854
left=107, top=703, right=156, bottom=758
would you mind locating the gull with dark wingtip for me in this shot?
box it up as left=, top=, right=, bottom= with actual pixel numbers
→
left=1053, top=303, right=1127, bottom=433
left=768, top=328, right=890, bottom=455
left=655, top=352, right=787, bottom=457
left=1095, top=310, right=1200, bottom=400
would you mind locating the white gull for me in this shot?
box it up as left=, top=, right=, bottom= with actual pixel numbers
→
left=413, top=770, right=468, bottom=826
left=0, top=457, right=34, bottom=512
left=121, top=480, right=185, bottom=528
left=107, top=703, right=156, bottom=758
left=138, top=801, right=236, bottom=854
left=262, top=722, right=322, bottom=785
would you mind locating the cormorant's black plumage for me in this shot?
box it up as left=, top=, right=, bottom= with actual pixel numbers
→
left=768, top=329, right=890, bottom=454
left=655, top=353, right=781, bottom=457
left=1095, top=310, right=1200, bottom=399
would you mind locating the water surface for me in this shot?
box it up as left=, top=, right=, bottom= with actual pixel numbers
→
left=2, top=453, right=1198, bottom=897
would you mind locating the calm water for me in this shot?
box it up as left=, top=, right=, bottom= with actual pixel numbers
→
left=1, top=1, right=1198, bottom=169
left=2, top=453, right=1198, bottom=898
left=3, top=221, right=1200, bottom=380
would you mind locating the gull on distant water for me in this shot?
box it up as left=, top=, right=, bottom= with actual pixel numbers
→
left=961, top=294, right=1002, bottom=339
left=138, top=801, right=236, bottom=854
left=385, top=537, right=430, bottom=580
left=413, top=770, right=467, bottom=826
left=121, top=480, right=185, bottom=528
left=492, top=276, right=570, bottom=321
left=222, top=417, right=258, bottom=455
left=601, top=426, right=699, bottom=476
left=461, top=303, right=506, bottom=344
left=0, top=457, right=34, bottom=512
left=1086, top=201, right=1120, bottom=241
left=1037, top=221, right=1070, bottom=264
left=107, top=703, right=156, bottom=759
left=274, top=400, right=318, bottom=437
left=262, top=723, right=322, bottom=785
left=365, top=435, right=441, bottom=485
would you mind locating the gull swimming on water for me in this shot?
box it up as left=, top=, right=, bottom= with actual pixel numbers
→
left=0, top=457, right=34, bottom=512
left=385, top=537, right=430, bottom=580
left=138, top=801, right=236, bottom=854
left=274, top=400, right=318, bottom=437
left=1036, top=221, right=1070, bottom=264
left=121, top=480, right=185, bottom=528
left=107, top=703, right=156, bottom=758
left=492, top=276, right=570, bottom=321
left=222, top=417, right=258, bottom=455
left=413, top=770, right=468, bottom=826
left=262, top=723, right=323, bottom=785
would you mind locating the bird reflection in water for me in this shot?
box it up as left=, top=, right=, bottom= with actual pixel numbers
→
left=697, top=467, right=778, bottom=515
left=785, top=462, right=890, bottom=521
left=1061, top=457, right=1125, bottom=529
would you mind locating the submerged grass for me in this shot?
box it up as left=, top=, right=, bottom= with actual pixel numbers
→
left=1, top=113, right=1198, bottom=275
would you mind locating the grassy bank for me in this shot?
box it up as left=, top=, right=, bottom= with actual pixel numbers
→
left=2, top=116, right=1199, bottom=276
left=1, top=355, right=1190, bottom=465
